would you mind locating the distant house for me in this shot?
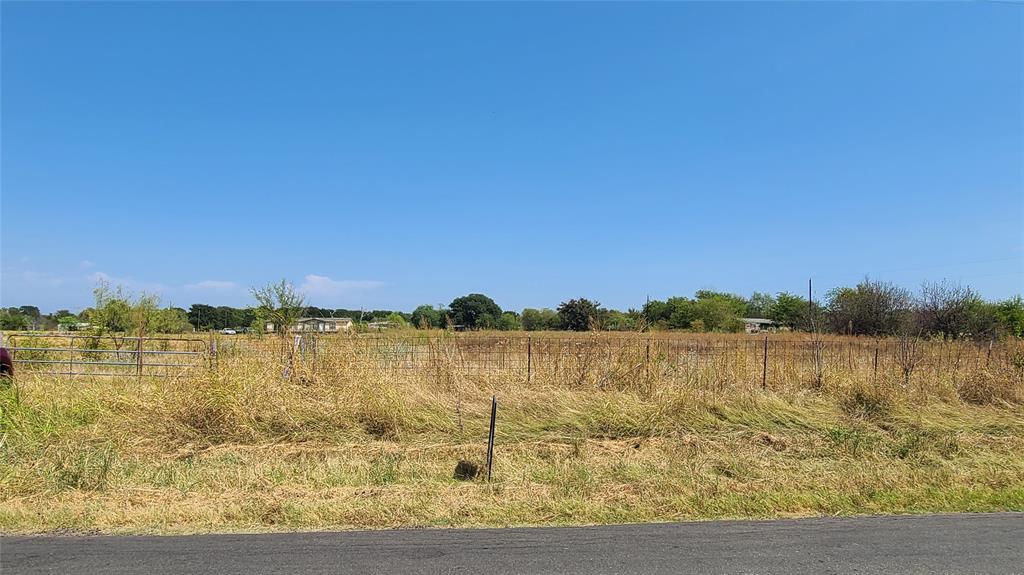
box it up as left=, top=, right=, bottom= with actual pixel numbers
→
left=265, top=317, right=353, bottom=333
left=741, top=318, right=775, bottom=334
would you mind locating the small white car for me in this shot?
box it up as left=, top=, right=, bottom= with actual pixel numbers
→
left=219, top=329, right=237, bottom=335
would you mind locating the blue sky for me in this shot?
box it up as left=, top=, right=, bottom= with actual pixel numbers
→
left=2, top=1, right=1022, bottom=313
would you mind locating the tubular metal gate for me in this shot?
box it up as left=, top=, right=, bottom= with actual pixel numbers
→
left=1, top=332, right=207, bottom=378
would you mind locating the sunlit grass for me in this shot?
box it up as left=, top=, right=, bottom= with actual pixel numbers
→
left=1, top=334, right=1022, bottom=534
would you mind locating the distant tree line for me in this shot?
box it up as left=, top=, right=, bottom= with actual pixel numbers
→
left=2, top=278, right=1022, bottom=340
left=408, top=280, right=1023, bottom=340
left=1, top=281, right=192, bottom=335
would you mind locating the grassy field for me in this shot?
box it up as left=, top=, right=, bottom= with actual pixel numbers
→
left=1, top=333, right=1022, bottom=534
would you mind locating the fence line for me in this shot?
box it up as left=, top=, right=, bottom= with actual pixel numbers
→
left=223, top=333, right=1024, bottom=387
left=4, top=331, right=1022, bottom=384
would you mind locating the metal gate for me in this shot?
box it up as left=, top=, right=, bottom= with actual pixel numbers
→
left=1, top=332, right=207, bottom=378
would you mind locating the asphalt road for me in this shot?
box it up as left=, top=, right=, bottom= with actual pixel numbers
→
left=3, top=513, right=1022, bottom=575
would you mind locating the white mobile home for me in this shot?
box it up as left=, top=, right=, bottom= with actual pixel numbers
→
left=265, top=317, right=353, bottom=333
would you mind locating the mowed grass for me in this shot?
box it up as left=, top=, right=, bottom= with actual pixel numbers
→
left=1, top=338, right=1022, bottom=534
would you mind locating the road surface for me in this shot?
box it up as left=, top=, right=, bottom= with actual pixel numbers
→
left=3, top=513, right=1022, bottom=574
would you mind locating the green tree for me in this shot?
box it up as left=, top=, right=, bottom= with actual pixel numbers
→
left=995, top=296, right=1024, bottom=338
left=151, top=307, right=192, bottom=334
left=825, top=279, right=912, bottom=336
left=91, top=281, right=134, bottom=333
left=965, top=300, right=1002, bottom=340
left=604, top=310, right=636, bottom=331
left=87, top=280, right=176, bottom=336
left=642, top=299, right=672, bottom=327
left=746, top=292, right=776, bottom=318
left=0, top=309, right=30, bottom=330
left=692, top=295, right=744, bottom=332
left=132, top=293, right=161, bottom=336
left=682, top=291, right=747, bottom=332
left=17, top=306, right=41, bottom=328
left=666, top=297, right=696, bottom=329
left=411, top=305, right=442, bottom=329
left=78, top=307, right=96, bottom=324
left=449, top=294, right=502, bottom=329
left=497, top=311, right=522, bottom=331
left=521, top=308, right=560, bottom=331
left=385, top=312, right=410, bottom=329
left=188, top=304, right=216, bottom=331
left=252, top=279, right=306, bottom=337
left=557, top=298, right=601, bottom=331
left=770, top=292, right=806, bottom=329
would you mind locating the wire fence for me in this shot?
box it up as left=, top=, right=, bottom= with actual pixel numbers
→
left=5, top=331, right=1023, bottom=387
left=219, top=333, right=1024, bottom=388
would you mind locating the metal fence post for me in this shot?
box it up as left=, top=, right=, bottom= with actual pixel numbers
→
left=486, top=395, right=497, bottom=482
left=762, top=336, right=768, bottom=390
left=68, top=335, right=75, bottom=380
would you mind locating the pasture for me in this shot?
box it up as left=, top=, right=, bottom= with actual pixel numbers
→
left=1, top=331, right=1022, bottom=533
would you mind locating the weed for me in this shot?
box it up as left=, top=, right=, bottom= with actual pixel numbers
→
left=367, top=451, right=404, bottom=485
left=825, top=425, right=876, bottom=457
left=51, top=441, right=116, bottom=491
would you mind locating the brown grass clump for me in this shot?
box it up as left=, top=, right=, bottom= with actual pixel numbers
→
left=957, top=369, right=1022, bottom=406
left=839, top=380, right=896, bottom=420
left=355, top=385, right=406, bottom=440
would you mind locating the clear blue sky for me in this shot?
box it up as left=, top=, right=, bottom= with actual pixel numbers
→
left=2, top=1, right=1022, bottom=313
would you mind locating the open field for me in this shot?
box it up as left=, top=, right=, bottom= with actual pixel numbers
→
left=1, top=332, right=1023, bottom=534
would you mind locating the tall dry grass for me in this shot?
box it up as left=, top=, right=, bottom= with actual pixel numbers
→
left=1, top=332, right=1022, bottom=533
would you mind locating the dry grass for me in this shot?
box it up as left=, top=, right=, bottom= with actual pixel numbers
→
left=1, top=334, right=1022, bottom=534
